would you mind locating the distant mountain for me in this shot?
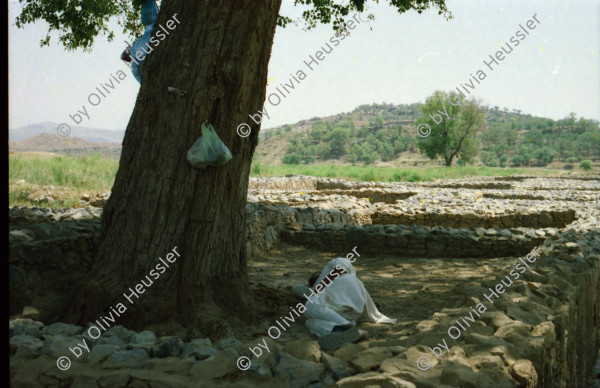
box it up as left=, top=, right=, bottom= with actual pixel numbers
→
left=9, top=133, right=122, bottom=159
left=9, top=122, right=125, bottom=143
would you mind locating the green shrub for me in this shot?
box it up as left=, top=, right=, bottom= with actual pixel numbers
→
left=498, top=155, right=507, bottom=168
left=534, top=147, right=555, bottom=166
left=579, top=160, right=593, bottom=171
left=282, top=154, right=301, bottom=164
left=407, top=172, right=422, bottom=182
left=302, top=154, right=316, bottom=164
left=566, top=157, right=578, bottom=163
left=511, top=155, right=522, bottom=167
left=392, top=171, right=410, bottom=181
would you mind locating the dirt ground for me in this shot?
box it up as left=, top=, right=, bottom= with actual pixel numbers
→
left=223, top=242, right=511, bottom=348
left=85, top=240, right=514, bottom=352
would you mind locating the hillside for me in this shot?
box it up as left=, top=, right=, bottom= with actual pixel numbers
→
left=10, top=104, right=599, bottom=170
left=9, top=122, right=125, bottom=143
left=9, top=133, right=122, bottom=159
left=255, top=103, right=600, bottom=169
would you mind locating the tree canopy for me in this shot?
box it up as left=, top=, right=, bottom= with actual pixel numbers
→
left=16, top=0, right=452, bottom=51
left=416, top=90, right=486, bottom=167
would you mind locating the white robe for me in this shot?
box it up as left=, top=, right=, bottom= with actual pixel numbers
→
left=304, top=258, right=396, bottom=337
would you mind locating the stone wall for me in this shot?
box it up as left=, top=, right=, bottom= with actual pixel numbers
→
left=532, top=187, right=600, bottom=191
left=344, top=232, right=599, bottom=388
left=483, top=193, right=598, bottom=202
left=9, top=205, right=576, bottom=282
left=315, top=180, right=390, bottom=190
left=249, top=176, right=318, bottom=191
left=11, top=203, right=566, bottom=317
left=557, top=241, right=600, bottom=387
left=462, top=232, right=599, bottom=388
left=310, top=190, right=416, bottom=204
left=484, top=193, right=546, bottom=200
left=494, top=176, right=534, bottom=181
left=491, top=176, right=600, bottom=181
left=422, top=182, right=513, bottom=190
left=245, top=203, right=296, bottom=259
left=10, top=237, right=98, bottom=315
left=281, top=224, right=547, bottom=258
left=371, top=209, right=577, bottom=229
left=9, top=208, right=101, bottom=316
left=258, top=190, right=416, bottom=206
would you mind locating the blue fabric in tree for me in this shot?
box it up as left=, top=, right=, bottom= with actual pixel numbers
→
left=130, top=0, right=158, bottom=83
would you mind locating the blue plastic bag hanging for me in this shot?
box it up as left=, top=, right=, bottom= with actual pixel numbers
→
left=186, top=121, right=233, bottom=169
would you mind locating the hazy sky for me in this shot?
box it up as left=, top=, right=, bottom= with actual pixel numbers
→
left=8, top=0, right=600, bottom=132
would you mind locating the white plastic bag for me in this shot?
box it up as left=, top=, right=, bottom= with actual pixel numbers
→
left=186, top=121, right=233, bottom=169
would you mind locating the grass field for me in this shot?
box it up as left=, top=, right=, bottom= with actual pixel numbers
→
left=9, top=152, right=569, bottom=208
left=9, top=153, right=118, bottom=208
left=10, top=153, right=117, bottom=188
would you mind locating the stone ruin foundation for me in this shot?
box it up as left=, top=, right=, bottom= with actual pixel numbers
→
left=9, top=175, right=600, bottom=387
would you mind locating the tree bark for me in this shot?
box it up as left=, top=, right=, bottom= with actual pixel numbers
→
left=70, top=0, right=282, bottom=329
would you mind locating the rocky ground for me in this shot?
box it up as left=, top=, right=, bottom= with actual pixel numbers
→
left=9, top=175, right=600, bottom=387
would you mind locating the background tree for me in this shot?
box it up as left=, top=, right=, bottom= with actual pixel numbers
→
left=416, top=90, right=486, bottom=167
left=282, top=153, right=302, bottom=164
left=16, top=0, right=452, bottom=328
left=375, top=114, right=384, bottom=129
left=325, top=127, right=351, bottom=158
left=303, top=145, right=317, bottom=164
left=316, top=143, right=332, bottom=160
left=310, top=126, right=326, bottom=142
left=534, top=147, right=556, bottom=166
left=456, top=135, right=480, bottom=165
left=567, top=112, right=577, bottom=132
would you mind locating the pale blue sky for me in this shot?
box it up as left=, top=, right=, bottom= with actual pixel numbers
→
left=8, top=0, right=600, bottom=132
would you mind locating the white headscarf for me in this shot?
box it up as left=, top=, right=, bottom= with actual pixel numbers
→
left=315, top=258, right=396, bottom=325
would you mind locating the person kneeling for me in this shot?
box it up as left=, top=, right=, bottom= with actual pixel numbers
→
left=292, top=257, right=396, bottom=351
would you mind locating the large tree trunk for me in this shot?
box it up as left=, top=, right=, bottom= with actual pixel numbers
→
left=70, top=0, right=282, bottom=329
